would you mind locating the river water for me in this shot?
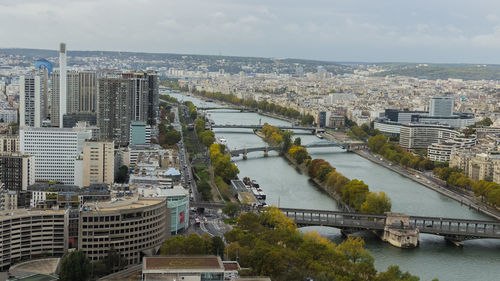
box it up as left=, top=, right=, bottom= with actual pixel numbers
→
left=166, top=91, right=500, bottom=281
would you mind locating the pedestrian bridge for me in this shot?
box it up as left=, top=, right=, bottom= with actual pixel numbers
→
left=280, top=208, right=500, bottom=242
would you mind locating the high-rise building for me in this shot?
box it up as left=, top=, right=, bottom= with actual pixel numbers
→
left=59, top=43, right=67, bottom=128
left=97, top=77, right=132, bottom=145
left=62, top=112, right=97, bottom=128
left=50, top=70, right=80, bottom=127
left=19, top=72, right=47, bottom=127
left=0, top=152, right=35, bottom=191
left=79, top=71, right=97, bottom=112
left=20, top=125, right=92, bottom=185
left=429, top=96, right=454, bottom=117
left=125, top=72, right=159, bottom=125
left=82, top=140, right=115, bottom=186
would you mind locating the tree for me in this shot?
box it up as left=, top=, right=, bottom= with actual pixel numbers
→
left=92, top=247, right=128, bottom=277
left=213, top=154, right=239, bottom=181
left=342, top=179, right=369, bottom=210
left=199, top=130, right=215, bottom=147
left=337, top=237, right=374, bottom=264
left=59, top=250, right=91, bottom=281
left=368, top=135, right=387, bottom=153
left=288, top=145, right=309, bottom=164
left=375, top=265, right=420, bottom=281
left=115, top=165, right=129, bottom=183
left=223, top=202, right=241, bottom=219
left=360, top=192, right=392, bottom=214
left=281, top=130, right=293, bottom=153
left=293, top=137, right=301, bottom=146
left=301, top=114, right=315, bottom=125
left=164, top=129, right=181, bottom=146
left=211, top=236, right=225, bottom=257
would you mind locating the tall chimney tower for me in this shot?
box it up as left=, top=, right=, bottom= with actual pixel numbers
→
left=59, top=42, right=67, bottom=128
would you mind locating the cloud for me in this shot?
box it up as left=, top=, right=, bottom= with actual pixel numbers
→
left=1, top=0, right=500, bottom=63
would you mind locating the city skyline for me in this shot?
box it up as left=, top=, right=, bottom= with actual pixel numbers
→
left=2, top=0, right=500, bottom=64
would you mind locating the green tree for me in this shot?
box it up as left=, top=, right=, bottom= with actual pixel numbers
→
left=115, top=165, right=129, bottom=183
left=368, top=135, right=388, bottom=153
left=59, top=250, right=91, bottom=281
left=223, top=202, right=241, bottom=219
left=301, top=114, right=315, bottom=125
left=375, top=265, right=420, bottom=281
left=293, top=137, right=301, bottom=146
left=199, top=130, right=215, bottom=147
left=360, top=192, right=392, bottom=214
left=342, top=179, right=369, bottom=210
left=211, top=236, right=225, bottom=257
left=164, top=129, right=181, bottom=146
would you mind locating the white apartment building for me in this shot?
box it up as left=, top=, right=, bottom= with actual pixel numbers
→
left=20, top=125, right=92, bottom=185
left=19, top=73, right=45, bottom=128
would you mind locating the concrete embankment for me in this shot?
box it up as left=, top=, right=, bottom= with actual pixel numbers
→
left=353, top=150, right=500, bottom=220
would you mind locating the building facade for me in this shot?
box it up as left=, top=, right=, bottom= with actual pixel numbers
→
left=97, top=77, right=133, bottom=145
left=82, top=140, right=115, bottom=186
left=0, top=152, right=35, bottom=191
left=399, top=123, right=458, bottom=150
left=0, top=135, right=19, bottom=153
left=19, top=73, right=46, bottom=128
left=78, top=197, right=169, bottom=265
left=130, top=121, right=152, bottom=146
left=0, top=209, right=68, bottom=270
left=20, top=126, right=92, bottom=185
left=429, top=96, right=453, bottom=117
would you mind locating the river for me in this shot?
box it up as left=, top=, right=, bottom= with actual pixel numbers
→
left=166, top=91, right=500, bottom=281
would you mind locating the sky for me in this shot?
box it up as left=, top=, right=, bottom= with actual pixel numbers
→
left=2, top=0, right=500, bottom=64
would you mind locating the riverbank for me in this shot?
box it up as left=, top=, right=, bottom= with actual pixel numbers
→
left=353, top=149, right=500, bottom=220
left=254, top=129, right=353, bottom=211
left=283, top=153, right=353, bottom=212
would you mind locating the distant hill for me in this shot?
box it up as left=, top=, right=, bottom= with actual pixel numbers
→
left=371, top=63, right=500, bottom=81
left=0, top=47, right=356, bottom=75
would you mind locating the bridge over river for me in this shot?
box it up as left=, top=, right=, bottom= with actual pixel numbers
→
left=280, top=208, right=500, bottom=245
left=189, top=202, right=500, bottom=246
left=228, top=141, right=366, bottom=157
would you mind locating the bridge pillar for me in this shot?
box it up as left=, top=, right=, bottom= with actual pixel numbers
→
left=264, top=147, right=268, bottom=157
left=444, top=237, right=464, bottom=247
left=243, top=149, right=247, bottom=160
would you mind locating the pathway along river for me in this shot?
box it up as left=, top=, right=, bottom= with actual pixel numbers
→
left=167, top=91, right=500, bottom=281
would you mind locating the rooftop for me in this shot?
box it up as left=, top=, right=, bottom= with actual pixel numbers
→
left=0, top=209, right=66, bottom=220
left=143, top=256, right=223, bottom=272
left=81, top=196, right=164, bottom=212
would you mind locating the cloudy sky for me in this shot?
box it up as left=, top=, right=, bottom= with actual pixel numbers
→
left=1, top=0, right=500, bottom=63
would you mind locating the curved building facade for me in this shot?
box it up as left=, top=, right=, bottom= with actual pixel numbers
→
left=0, top=209, right=68, bottom=270
left=78, top=197, right=169, bottom=265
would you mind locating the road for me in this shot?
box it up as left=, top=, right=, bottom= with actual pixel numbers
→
left=172, top=106, right=200, bottom=202
left=356, top=149, right=500, bottom=220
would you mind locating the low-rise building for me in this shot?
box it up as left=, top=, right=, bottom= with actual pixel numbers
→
left=142, top=256, right=225, bottom=281
left=0, top=188, right=17, bottom=210
left=399, top=123, right=458, bottom=151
